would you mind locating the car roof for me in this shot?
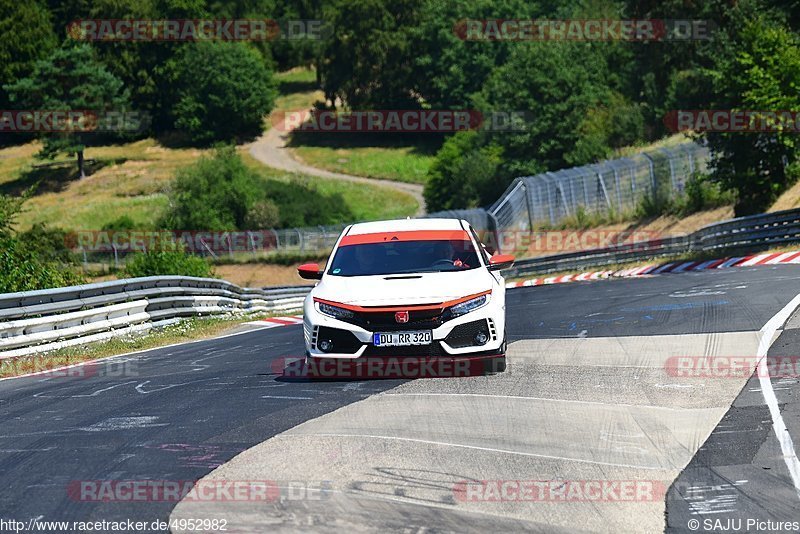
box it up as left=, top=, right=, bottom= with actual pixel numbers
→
left=346, top=218, right=466, bottom=235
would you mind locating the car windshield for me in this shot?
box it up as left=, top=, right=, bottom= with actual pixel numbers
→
left=328, top=239, right=481, bottom=276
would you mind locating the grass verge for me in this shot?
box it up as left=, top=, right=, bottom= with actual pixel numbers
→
left=289, top=136, right=439, bottom=185
left=241, top=151, right=418, bottom=221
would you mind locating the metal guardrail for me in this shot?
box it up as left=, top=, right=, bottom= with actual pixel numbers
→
left=504, top=208, right=800, bottom=279
left=0, top=277, right=312, bottom=359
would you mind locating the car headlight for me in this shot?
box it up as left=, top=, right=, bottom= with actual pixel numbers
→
left=317, top=301, right=355, bottom=319
left=449, top=294, right=489, bottom=317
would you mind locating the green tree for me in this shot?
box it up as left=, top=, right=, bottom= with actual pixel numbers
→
left=80, top=0, right=208, bottom=136
left=0, top=0, right=57, bottom=110
left=160, top=145, right=265, bottom=231
left=319, top=0, right=423, bottom=109
left=703, top=15, right=800, bottom=214
left=164, top=42, right=276, bottom=145
left=410, top=0, right=550, bottom=110
left=478, top=41, right=640, bottom=185
left=4, top=44, right=133, bottom=178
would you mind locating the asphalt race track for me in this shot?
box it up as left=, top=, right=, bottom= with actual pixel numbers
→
left=2, top=264, right=800, bottom=533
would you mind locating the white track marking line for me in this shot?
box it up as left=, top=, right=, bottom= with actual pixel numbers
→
left=296, top=433, right=671, bottom=470
left=383, top=392, right=697, bottom=411
left=757, top=292, right=800, bottom=500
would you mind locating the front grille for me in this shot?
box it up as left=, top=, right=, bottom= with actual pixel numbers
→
left=445, top=319, right=491, bottom=348
left=316, top=326, right=362, bottom=354
left=338, top=307, right=445, bottom=331
left=361, top=342, right=444, bottom=358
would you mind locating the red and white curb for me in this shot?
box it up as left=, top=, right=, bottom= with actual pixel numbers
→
left=245, top=315, right=304, bottom=327
left=506, top=249, right=800, bottom=289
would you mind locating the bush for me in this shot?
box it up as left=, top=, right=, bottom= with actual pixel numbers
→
left=0, top=191, right=83, bottom=292
left=123, top=241, right=214, bottom=278
left=0, top=236, right=83, bottom=292
left=160, top=146, right=264, bottom=231
left=244, top=200, right=281, bottom=229
left=424, top=131, right=503, bottom=212
left=261, top=176, right=354, bottom=228
left=102, top=215, right=137, bottom=231
left=17, top=223, right=77, bottom=264
left=680, top=174, right=735, bottom=215
left=165, top=42, right=276, bottom=145
left=161, top=146, right=356, bottom=231
left=636, top=173, right=735, bottom=219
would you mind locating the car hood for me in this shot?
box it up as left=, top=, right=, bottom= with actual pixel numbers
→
left=313, top=269, right=493, bottom=306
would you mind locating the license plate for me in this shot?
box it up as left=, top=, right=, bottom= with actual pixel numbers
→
left=373, top=331, right=432, bottom=347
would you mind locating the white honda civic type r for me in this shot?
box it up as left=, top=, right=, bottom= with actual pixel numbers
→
left=297, top=218, right=514, bottom=375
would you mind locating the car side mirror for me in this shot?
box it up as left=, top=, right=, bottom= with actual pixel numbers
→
left=488, top=254, right=515, bottom=271
left=298, top=263, right=323, bottom=280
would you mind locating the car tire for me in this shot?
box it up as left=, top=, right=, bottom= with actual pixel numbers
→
left=488, top=355, right=506, bottom=373
left=485, top=336, right=507, bottom=374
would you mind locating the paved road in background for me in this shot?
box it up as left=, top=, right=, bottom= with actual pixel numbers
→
left=248, top=126, right=426, bottom=215
left=2, top=265, right=800, bottom=532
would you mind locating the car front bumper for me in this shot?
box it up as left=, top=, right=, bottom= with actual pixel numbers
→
left=302, top=295, right=506, bottom=360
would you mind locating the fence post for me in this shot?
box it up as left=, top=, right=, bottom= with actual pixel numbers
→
left=642, top=153, right=656, bottom=196
left=487, top=211, right=502, bottom=255
left=522, top=180, right=535, bottom=231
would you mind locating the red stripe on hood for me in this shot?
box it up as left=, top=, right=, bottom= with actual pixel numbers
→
left=340, top=230, right=470, bottom=246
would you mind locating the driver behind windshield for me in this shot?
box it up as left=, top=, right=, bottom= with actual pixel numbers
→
left=431, top=240, right=471, bottom=269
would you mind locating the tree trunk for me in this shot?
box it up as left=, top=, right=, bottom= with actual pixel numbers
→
left=77, top=150, right=85, bottom=179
